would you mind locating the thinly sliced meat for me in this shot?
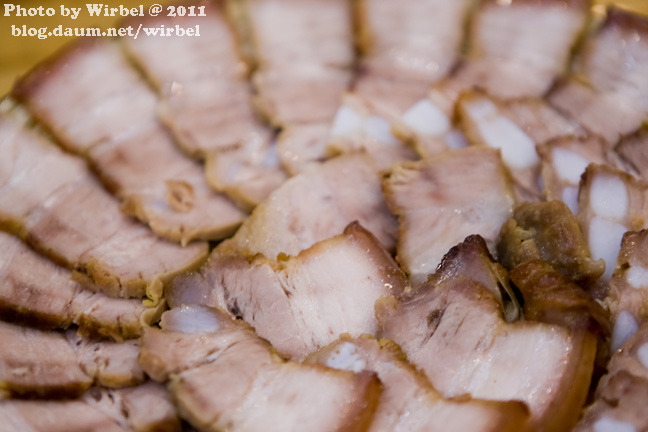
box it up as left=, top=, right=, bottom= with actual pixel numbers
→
left=538, top=136, right=619, bottom=213
left=616, top=127, right=648, bottom=183
left=0, top=113, right=207, bottom=299
left=395, top=0, right=587, bottom=158
left=170, top=223, right=407, bottom=360
left=383, top=147, right=514, bottom=284
left=577, top=165, right=648, bottom=281
left=498, top=201, right=604, bottom=287
left=123, top=5, right=287, bottom=210
left=574, top=324, right=648, bottom=432
left=0, top=231, right=157, bottom=340
left=0, top=382, right=180, bottom=432
left=12, top=39, right=245, bottom=244
left=216, top=153, right=397, bottom=258
left=0, top=321, right=143, bottom=398
left=607, top=230, right=648, bottom=350
left=549, top=9, right=648, bottom=145
left=308, top=335, right=529, bottom=432
left=377, top=242, right=599, bottom=432
left=241, top=0, right=354, bottom=172
left=140, top=306, right=380, bottom=432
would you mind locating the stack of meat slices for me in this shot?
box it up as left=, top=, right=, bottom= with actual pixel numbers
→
left=1, top=0, right=648, bottom=430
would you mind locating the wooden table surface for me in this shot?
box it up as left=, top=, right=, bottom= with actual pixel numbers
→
left=1, top=0, right=648, bottom=96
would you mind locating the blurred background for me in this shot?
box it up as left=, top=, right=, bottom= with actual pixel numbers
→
left=1, top=0, right=648, bottom=96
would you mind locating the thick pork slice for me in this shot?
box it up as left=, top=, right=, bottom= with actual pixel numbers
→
left=0, top=113, right=207, bottom=299
left=13, top=39, right=245, bottom=244
left=123, top=4, right=287, bottom=210
left=0, top=382, right=180, bottom=432
left=309, top=335, right=529, bottom=432
left=0, top=321, right=143, bottom=398
left=377, top=240, right=600, bottom=432
left=0, top=231, right=155, bottom=340
left=171, top=222, right=407, bottom=359
left=549, top=9, right=648, bottom=145
left=139, top=306, right=380, bottom=432
left=216, top=153, right=397, bottom=258
left=383, top=147, right=514, bottom=283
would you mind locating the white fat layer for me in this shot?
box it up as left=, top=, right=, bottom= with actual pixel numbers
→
left=637, top=343, right=648, bottom=369
left=562, top=186, right=580, bottom=214
left=612, top=310, right=639, bottom=351
left=589, top=216, right=627, bottom=280
left=590, top=174, right=629, bottom=221
left=324, top=342, right=366, bottom=373
left=445, top=129, right=469, bottom=150
left=161, top=305, right=221, bottom=334
left=626, top=265, right=648, bottom=289
left=330, top=105, right=363, bottom=137
left=365, top=116, right=400, bottom=146
left=402, top=99, right=450, bottom=137
left=594, top=417, right=636, bottom=432
left=552, top=147, right=590, bottom=184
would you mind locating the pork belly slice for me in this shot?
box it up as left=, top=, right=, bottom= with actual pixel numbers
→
left=0, top=231, right=156, bottom=340
left=308, top=335, right=529, bottom=432
left=0, top=321, right=143, bottom=398
left=12, top=39, right=245, bottom=244
left=616, top=127, right=648, bottom=183
left=498, top=201, right=604, bottom=287
left=607, top=230, right=648, bottom=350
left=395, top=0, right=587, bottom=158
left=170, top=222, right=407, bottom=359
left=217, top=153, right=397, bottom=258
left=0, top=114, right=207, bottom=299
left=377, top=248, right=600, bottom=432
left=574, top=324, right=648, bottom=432
left=0, top=382, right=180, bottom=432
left=578, top=165, right=648, bottom=281
left=383, top=147, right=514, bottom=284
left=549, top=9, right=648, bottom=145
left=140, top=306, right=380, bottom=432
left=123, top=6, right=287, bottom=209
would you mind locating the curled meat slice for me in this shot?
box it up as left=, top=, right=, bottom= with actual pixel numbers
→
left=123, top=4, right=287, bottom=210
left=13, top=39, right=245, bottom=244
left=0, top=231, right=157, bottom=340
left=0, top=321, right=143, bottom=398
left=549, top=8, right=648, bottom=145
left=0, top=382, right=180, bottom=432
left=383, top=147, right=514, bottom=284
left=308, top=335, right=529, bottom=432
left=139, top=306, right=381, bottom=432
left=0, top=113, right=207, bottom=299
left=170, top=222, right=407, bottom=360
left=217, top=153, right=397, bottom=258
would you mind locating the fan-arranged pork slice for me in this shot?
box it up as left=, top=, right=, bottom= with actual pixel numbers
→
left=549, top=8, right=648, bottom=145
left=574, top=323, right=648, bottom=432
left=498, top=201, right=604, bottom=287
left=606, top=230, right=648, bottom=350
left=396, top=0, right=588, bottom=158
left=377, top=237, right=602, bottom=432
left=383, top=147, right=514, bottom=284
left=216, top=153, right=397, bottom=259
left=123, top=4, right=287, bottom=210
left=0, top=382, right=180, bottom=432
left=0, top=231, right=157, bottom=340
left=0, top=113, right=207, bottom=299
left=577, top=165, right=648, bottom=281
left=240, top=0, right=354, bottom=173
left=616, top=127, right=648, bottom=183
left=308, top=335, right=529, bottom=432
left=139, top=305, right=380, bottom=432
left=12, top=39, right=245, bottom=244
left=170, top=222, right=407, bottom=360
left=0, top=321, right=143, bottom=398
left=538, top=136, right=621, bottom=213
